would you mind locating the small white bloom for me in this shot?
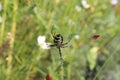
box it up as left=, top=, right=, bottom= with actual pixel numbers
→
left=75, top=5, right=82, bottom=12
left=68, top=19, right=75, bottom=26
left=0, top=16, right=2, bottom=23
left=40, top=42, right=51, bottom=49
left=84, top=4, right=90, bottom=9
left=0, top=2, right=2, bottom=11
left=82, top=0, right=87, bottom=6
left=55, top=0, right=60, bottom=4
left=37, top=36, right=51, bottom=49
left=74, top=35, right=80, bottom=40
left=81, top=0, right=90, bottom=8
left=37, top=36, right=46, bottom=44
left=110, top=0, right=118, bottom=5
left=33, top=6, right=38, bottom=13
left=5, top=57, right=9, bottom=61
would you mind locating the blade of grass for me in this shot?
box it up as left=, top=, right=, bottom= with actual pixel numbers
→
left=0, top=0, right=7, bottom=45
left=93, top=38, right=120, bottom=80
left=6, top=0, right=18, bottom=80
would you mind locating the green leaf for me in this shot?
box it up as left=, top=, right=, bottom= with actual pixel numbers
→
left=87, top=47, right=99, bottom=70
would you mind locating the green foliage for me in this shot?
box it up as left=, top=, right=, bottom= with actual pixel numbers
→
left=0, top=0, right=120, bottom=80
left=87, top=47, right=99, bottom=70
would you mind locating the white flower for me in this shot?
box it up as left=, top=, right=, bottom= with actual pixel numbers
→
left=75, top=5, right=82, bottom=12
left=0, top=16, right=2, bottom=23
left=68, top=19, right=75, bottom=26
left=110, top=0, right=118, bottom=5
left=37, top=36, right=51, bottom=49
left=81, top=0, right=90, bottom=8
left=55, top=0, right=60, bottom=4
left=74, top=34, right=80, bottom=40
left=33, top=6, right=38, bottom=13
left=5, top=57, right=9, bottom=61
left=0, top=2, right=2, bottom=11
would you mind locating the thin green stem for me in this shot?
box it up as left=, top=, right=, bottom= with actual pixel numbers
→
left=0, top=0, right=7, bottom=45
left=58, top=48, right=64, bottom=80
left=6, top=0, right=18, bottom=80
left=67, top=65, right=71, bottom=80
left=93, top=43, right=120, bottom=80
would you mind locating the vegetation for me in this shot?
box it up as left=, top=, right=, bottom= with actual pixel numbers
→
left=0, top=0, right=120, bottom=80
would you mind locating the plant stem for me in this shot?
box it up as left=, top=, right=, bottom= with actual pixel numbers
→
left=6, top=0, right=18, bottom=80
left=93, top=43, right=120, bottom=80
left=0, top=0, right=7, bottom=45
left=58, top=48, right=64, bottom=80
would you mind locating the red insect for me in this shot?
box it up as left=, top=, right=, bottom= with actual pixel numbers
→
left=46, top=74, right=52, bottom=80
left=92, top=35, right=100, bottom=40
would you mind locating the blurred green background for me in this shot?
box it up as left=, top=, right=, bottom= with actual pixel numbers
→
left=0, top=0, right=120, bottom=80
